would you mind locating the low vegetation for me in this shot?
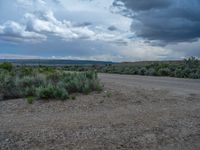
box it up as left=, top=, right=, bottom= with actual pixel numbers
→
left=0, top=64, right=102, bottom=101
left=64, top=57, right=200, bottom=79
left=0, top=57, right=199, bottom=101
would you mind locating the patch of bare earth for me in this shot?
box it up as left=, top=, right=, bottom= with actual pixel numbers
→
left=0, top=74, right=200, bottom=150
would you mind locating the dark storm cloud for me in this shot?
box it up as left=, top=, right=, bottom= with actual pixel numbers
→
left=113, top=0, right=172, bottom=11
left=113, top=0, right=200, bottom=44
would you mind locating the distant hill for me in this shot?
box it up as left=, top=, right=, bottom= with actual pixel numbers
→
left=0, top=59, right=116, bottom=66
left=118, top=60, right=184, bottom=66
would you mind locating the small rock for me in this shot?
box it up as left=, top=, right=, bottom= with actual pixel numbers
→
left=5, top=138, right=9, bottom=142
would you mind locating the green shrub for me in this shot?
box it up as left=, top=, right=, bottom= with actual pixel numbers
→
left=158, top=68, right=170, bottom=76
left=0, top=71, right=18, bottom=100
left=189, top=69, right=200, bottom=79
left=146, top=68, right=157, bottom=76
left=46, top=71, right=62, bottom=84
left=0, top=66, right=102, bottom=101
left=70, top=95, right=76, bottom=100
left=0, top=62, right=13, bottom=72
left=20, top=67, right=34, bottom=76
left=53, top=87, right=69, bottom=100
left=85, top=71, right=97, bottom=79
left=36, top=84, right=69, bottom=100
left=184, top=56, right=199, bottom=68
left=59, top=57, right=200, bottom=79
left=15, top=74, right=46, bottom=97
left=36, top=85, right=55, bottom=100
left=27, top=96, right=35, bottom=104
left=82, top=81, right=91, bottom=95
left=139, top=67, right=147, bottom=75
left=106, top=92, right=112, bottom=98
left=175, top=68, right=184, bottom=78
left=181, top=68, right=191, bottom=78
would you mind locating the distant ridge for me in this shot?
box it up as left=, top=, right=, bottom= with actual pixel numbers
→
left=0, top=59, right=116, bottom=65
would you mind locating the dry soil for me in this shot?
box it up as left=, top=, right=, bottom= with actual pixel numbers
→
left=0, top=73, right=200, bottom=150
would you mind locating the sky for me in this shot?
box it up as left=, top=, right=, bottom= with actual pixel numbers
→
left=0, top=0, right=200, bottom=62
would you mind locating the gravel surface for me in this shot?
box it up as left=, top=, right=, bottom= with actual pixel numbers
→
left=0, top=73, right=200, bottom=150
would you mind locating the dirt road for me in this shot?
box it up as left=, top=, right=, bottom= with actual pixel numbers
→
left=1, top=74, right=200, bottom=150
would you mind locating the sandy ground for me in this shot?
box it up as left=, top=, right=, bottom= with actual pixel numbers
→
left=0, top=73, right=200, bottom=150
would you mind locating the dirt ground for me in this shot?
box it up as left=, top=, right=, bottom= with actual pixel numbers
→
left=0, top=73, right=200, bottom=150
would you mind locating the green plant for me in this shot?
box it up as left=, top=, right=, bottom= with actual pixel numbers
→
left=0, top=62, right=13, bottom=72
left=15, top=74, right=46, bottom=97
left=139, top=67, right=147, bottom=75
left=36, top=85, right=55, bottom=100
left=106, top=92, right=112, bottom=98
left=36, top=84, right=69, bottom=100
left=70, top=95, right=76, bottom=100
left=146, top=68, right=157, bottom=76
left=0, top=65, right=102, bottom=101
left=53, top=87, right=69, bottom=100
left=0, top=71, right=18, bottom=100
left=82, top=81, right=91, bottom=95
left=27, top=96, right=35, bottom=104
left=91, top=79, right=103, bottom=92
left=184, top=56, right=199, bottom=68
left=158, top=68, right=170, bottom=76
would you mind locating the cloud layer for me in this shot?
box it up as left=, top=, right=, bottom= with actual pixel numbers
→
left=0, top=0, right=200, bottom=61
left=114, top=0, right=200, bottom=44
left=0, top=0, right=131, bottom=45
left=0, top=21, right=46, bottom=43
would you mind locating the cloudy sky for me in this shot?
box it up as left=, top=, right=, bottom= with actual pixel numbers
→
left=0, top=0, right=200, bottom=61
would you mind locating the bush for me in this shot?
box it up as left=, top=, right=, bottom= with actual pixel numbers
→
left=0, top=65, right=102, bottom=101
left=175, top=68, right=184, bottom=78
left=139, top=67, right=147, bottom=75
left=19, top=67, right=34, bottom=76
left=15, top=74, right=46, bottom=97
left=36, top=84, right=69, bottom=100
left=0, top=62, right=13, bottom=72
left=189, top=69, right=200, bottom=79
left=0, top=71, right=18, bottom=100
left=54, top=86, right=69, bottom=100
left=158, top=68, right=170, bottom=76
left=70, top=95, right=76, bottom=100
left=85, top=71, right=97, bottom=80
left=62, top=57, right=200, bottom=79
left=146, top=68, right=157, bottom=76
left=184, top=56, right=199, bottom=68
left=181, top=68, right=191, bottom=78
left=27, top=96, right=35, bottom=104
left=82, top=81, right=91, bottom=94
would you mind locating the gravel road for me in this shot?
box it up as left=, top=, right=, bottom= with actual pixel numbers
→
left=0, top=74, right=200, bottom=150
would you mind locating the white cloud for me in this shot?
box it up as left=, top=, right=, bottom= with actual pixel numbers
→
left=24, top=10, right=129, bottom=43
left=118, top=40, right=182, bottom=61
left=0, top=8, right=128, bottom=44
left=0, top=21, right=46, bottom=43
left=0, top=54, right=44, bottom=59
left=1, top=0, right=197, bottom=61
left=0, top=0, right=131, bottom=45
left=49, top=54, right=123, bottom=62
left=0, top=53, right=122, bottom=62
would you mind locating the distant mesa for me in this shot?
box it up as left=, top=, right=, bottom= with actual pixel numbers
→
left=0, top=59, right=116, bottom=65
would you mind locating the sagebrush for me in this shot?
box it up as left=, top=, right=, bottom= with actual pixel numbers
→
left=0, top=64, right=102, bottom=100
left=63, top=57, right=200, bottom=79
